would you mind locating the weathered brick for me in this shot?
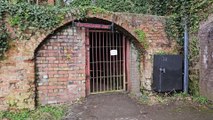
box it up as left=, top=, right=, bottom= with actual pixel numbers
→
left=33, top=27, right=86, bottom=106
left=0, top=12, right=176, bottom=110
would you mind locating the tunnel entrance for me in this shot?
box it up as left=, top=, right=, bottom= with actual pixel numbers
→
left=86, top=30, right=128, bottom=94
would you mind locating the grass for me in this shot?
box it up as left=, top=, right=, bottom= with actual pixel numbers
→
left=0, top=105, right=66, bottom=120
left=135, top=90, right=211, bottom=106
left=192, top=96, right=209, bottom=105
left=173, top=92, right=209, bottom=105
left=173, top=92, right=189, bottom=98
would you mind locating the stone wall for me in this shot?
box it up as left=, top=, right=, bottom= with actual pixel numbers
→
left=130, top=43, right=141, bottom=95
left=199, top=14, right=213, bottom=100
left=0, top=11, right=174, bottom=110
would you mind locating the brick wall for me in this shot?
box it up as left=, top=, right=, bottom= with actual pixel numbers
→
left=35, top=26, right=86, bottom=105
left=0, top=11, right=175, bottom=110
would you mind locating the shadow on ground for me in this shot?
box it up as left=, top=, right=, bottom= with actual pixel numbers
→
left=63, top=93, right=213, bottom=120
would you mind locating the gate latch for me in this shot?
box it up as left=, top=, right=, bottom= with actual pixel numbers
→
left=159, top=68, right=166, bottom=73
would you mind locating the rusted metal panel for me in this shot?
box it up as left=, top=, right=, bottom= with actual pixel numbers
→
left=76, top=23, right=111, bottom=29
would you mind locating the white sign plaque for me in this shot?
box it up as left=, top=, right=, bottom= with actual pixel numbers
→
left=110, top=50, right=118, bottom=56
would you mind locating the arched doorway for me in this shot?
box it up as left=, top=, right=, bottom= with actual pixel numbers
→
left=34, top=18, right=140, bottom=105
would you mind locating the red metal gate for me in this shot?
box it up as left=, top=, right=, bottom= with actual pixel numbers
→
left=86, top=30, right=127, bottom=94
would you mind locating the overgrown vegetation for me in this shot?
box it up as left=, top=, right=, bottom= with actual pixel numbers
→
left=0, top=105, right=65, bottom=120
left=0, top=1, right=67, bottom=59
left=149, top=0, right=212, bottom=96
left=133, top=92, right=210, bottom=106
left=69, top=0, right=212, bottom=45
left=69, top=0, right=151, bottom=14
left=0, top=1, right=9, bottom=59
left=0, top=0, right=213, bottom=96
left=0, top=1, right=113, bottom=59
left=8, top=4, right=65, bottom=30
left=134, top=29, right=148, bottom=49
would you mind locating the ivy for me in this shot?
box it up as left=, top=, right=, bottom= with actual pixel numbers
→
left=0, top=1, right=69, bottom=59
left=165, top=15, right=183, bottom=46
left=8, top=3, right=66, bottom=30
left=0, top=1, right=111, bottom=59
left=134, top=29, right=148, bottom=49
left=69, top=0, right=152, bottom=14
left=0, top=0, right=9, bottom=59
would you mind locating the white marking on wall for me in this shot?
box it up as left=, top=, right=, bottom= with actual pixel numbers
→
left=203, top=46, right=208, bottom=69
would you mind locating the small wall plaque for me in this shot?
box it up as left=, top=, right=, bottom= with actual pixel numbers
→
left=110, top=50, right=117, bottom=56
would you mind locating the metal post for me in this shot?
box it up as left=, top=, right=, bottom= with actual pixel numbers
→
left=183, top=17, right=189, bottom=93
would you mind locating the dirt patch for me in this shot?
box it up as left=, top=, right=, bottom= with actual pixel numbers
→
left=63, top=93, right=213, bottom=120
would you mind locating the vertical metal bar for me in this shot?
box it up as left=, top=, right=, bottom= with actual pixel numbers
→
left=112, top=32, right=114, bottom=91
left=114, top=33, right=116, bottom=90
left=90, top=32, right=92, bottom=93
left=184, top=17, right=189, bottom=93
left=119, top=33, right=122, bottom=90
left=116, top=33, right=119, bottom=90
left=109, top=32, right=112, bottom=90
left=183, top=0, right=189, bottom=93
left=126, top=37, right=130, bottom=92
left=112, top=32, right=114, bottom=90
left=114, top=33, right=117, bottom=90
left=106, top=32, right=109, bottom=91
left=115, top=33, right=118, bottom=90
left=123, top=35, right=126, bottom=91
left=99, top=32, right=102, bottom=92
left=117, top=33, right=119, bottom=90
left=103, top=32, right=105, bottom=92
left=85, top=29, right=90, bottom=95
left=119, top=34, right=122, bottom=90
left=92, top=32, right=95, bottom=93
left=95, top=32, right=98, bottom=93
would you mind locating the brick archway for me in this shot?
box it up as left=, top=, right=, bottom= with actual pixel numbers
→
left=30, top=14, right=145, bottom=59
left=34, top=17, right=143, bottom=105
left=0, top=11, right=172, bottom=110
